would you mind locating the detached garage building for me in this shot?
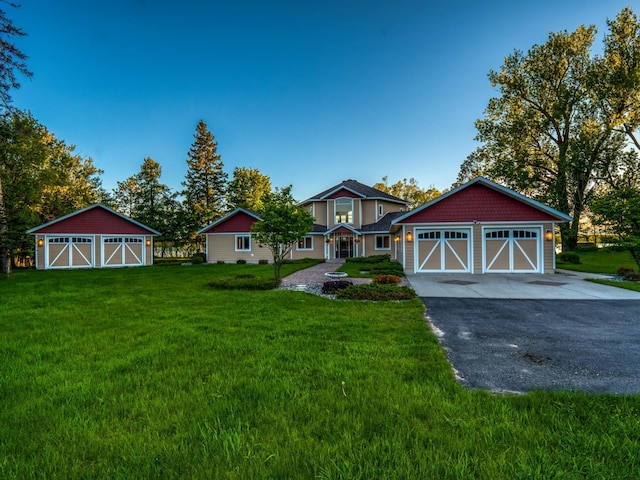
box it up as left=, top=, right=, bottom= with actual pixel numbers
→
left=27, top=204, right=159, bottom=269
left=392, top=177, right=572, bottom=274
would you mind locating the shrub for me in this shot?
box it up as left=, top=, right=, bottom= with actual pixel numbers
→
left=153, top=258, right=185, bottom=266
left=208, top=274, right=278, bottom=290
left=336, top=283, right=417, bottom=301
left=321, top=280, right=353, bottom=295
left=236, top=259, right=247, bottom=265
left=346, top=254, right=390, bottom=264
left=617, top=266, right=636, bottom=277
left=372, top=274, right=401, bottom=285
left=557, top=252, right=581, bottom=264
left=191, top=255, right=204, bottom=265
left=258, top=259, right=269, bottom=265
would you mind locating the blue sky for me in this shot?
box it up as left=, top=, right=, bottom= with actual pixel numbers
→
left=10, top=0, right=637, bottom=200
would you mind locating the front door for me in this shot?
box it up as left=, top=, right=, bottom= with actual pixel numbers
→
left=336, top=236, right=353, bottom=258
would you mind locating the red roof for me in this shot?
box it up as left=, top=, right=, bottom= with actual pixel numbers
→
left=200, top=210, right=257, bottom=233
left=398, top=184, right=562, bottom=223
left=325, top=188, right=362, bottom=200
left=28, top=205, right=157, bottom=235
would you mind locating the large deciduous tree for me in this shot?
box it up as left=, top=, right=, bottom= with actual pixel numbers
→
left=0, top=112, right=103, bottom=273
left=252, top=186, right=314, bottom=285
left=465, top=21, right=631, bottom=250
left=373, top=176, right=441, bottom=210
left=182, top=120, right=227, bottom=244
left=227, top=166, right=271, bottom=212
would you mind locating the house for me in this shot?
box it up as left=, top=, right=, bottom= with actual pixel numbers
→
left=198, top=179, right=409, bottom=263
left=199, top=177, right=571, bottom=274
left=27, top=204, right=159, bottom=269
left=392, top=177, right=572, bottom=274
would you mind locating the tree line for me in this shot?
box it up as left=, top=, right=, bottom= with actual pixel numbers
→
left=457, top=6, right=640, bottom=264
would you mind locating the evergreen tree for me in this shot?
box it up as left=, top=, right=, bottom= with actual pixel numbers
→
left=182, top=120, right=227, bottom=238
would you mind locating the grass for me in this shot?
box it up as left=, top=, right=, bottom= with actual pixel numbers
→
left=556, top=249, right=637, bottom=274
left=2, top=264, right=640, bottom=478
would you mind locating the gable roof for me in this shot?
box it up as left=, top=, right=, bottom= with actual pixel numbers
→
left=197, top=208, right=260, bottom=234
left=27, top=204, right=161, bottom=235
left=302, top=179, right=407, bottom=205
left=393, top=177, right=573, bottom=224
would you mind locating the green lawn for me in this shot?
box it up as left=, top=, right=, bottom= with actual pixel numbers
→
left=1, top=265, right=639, bottom=479
left=557, top=249, right=637, bottom=274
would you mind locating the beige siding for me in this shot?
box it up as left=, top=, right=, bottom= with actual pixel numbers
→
left=94, top=235, right=102, bottom=267
left=472, top=225, right=483, bottom=273
left=290, top=236, right=325, bottom=260
left=145, top=237, right=153, bottom=266
left=206, top=234, right=271, bottom=264
left=361, top=201, right=377, bottom=225
left=543, top=223, right=555, bottom=272
left=311, top=201, right=327, bottom=228
left=404, top=228, right=415, bottom=273
left=36, top=235, right=45, bottom=269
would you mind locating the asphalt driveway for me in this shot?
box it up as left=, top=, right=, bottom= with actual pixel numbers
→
left=423, top=297, right=640, bottom=394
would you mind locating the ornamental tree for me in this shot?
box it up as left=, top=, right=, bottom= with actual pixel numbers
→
left=251, top=186, right=314, bottom=284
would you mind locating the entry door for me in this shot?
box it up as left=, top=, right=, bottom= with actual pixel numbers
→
left=335, top=236, right=353, bottom=259
left=484, top=228, right=540, bottom=273
left=415, top=229, right=471, bottom=272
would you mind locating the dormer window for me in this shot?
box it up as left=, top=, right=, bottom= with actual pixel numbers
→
left=335, top=198, right=353, bottom=223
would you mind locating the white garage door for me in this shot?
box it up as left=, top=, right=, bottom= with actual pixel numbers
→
left=46, top=236, right=93, bottom=269
left=484, top=228, right=541, bottom=273
left=102, top=236, right=145, bottom=267
left=415, top=228, right=471, bottom=272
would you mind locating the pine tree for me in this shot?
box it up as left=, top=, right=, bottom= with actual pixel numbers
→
left=182, top=120, right=227, bottom=236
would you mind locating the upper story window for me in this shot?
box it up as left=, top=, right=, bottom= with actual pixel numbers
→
left=335, top=198, right=353, bottom=224
left=378, top=204, right=383, bottom=217
left=235, top=234, right=251, bottom=251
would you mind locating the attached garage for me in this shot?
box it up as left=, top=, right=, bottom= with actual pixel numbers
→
left=393, top=177, right=572, bottom=274
left=28, top=205, right=159, bottom=270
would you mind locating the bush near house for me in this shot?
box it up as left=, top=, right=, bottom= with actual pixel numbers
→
left=336, top=283, right=417, bottom=301
left=372, top=274, right=401, bottom=285
left=341, top=255, right=404, bottom=278
left=557, top=251, right=581, bottom=264
left=208, top=274, right=278, bottom=290
left=321, top=280, right=353, bottom=294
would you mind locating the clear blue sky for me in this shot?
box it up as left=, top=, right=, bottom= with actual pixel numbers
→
left=11, top=0, right=637, bottom=200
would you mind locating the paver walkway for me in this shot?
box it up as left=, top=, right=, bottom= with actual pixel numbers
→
left=281, top=260, right=370, bottom=287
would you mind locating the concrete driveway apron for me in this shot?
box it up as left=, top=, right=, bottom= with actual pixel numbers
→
left=407, top=271, right=640, bottom=394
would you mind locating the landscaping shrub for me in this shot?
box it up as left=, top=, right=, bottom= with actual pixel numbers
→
left=208, top=274, right=278, bottom=290
left=321, top=280, right=353, bottom=295
left=372, top=274, right=401, bottom=285
left=191, top=255, right=204, bottom=265
left=336, top=283, right=417, bottom=301
left=558, top=251, right=581, bottom=264
left=346, top=254, right=390, bottom=264
left=153, top=257, right=186, bottom=266
left=236, top=259, right=247, bottom=265
left=617, top=266, right=636, bottom=277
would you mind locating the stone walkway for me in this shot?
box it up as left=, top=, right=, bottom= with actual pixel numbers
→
left=280, top=260, right=371, bottom=287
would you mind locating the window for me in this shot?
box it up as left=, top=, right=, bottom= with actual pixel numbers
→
left=444, top=231, right=468, bottom=239
left=49, top=237, right=70, bottom=244
left=378, top=204, right=383, bottom=217
left=375, top=235, right=390, bottom=250
left=418, top=231, right=441, bottom=240
left=513, top=230, right=537, bottom=239
left=486, top=230, right=510, bottom=239
left=335, top=198, right=353, bottom=223
left=235, top=235, right=251, bottom=251
left=297, top=236, right=313, bottom=250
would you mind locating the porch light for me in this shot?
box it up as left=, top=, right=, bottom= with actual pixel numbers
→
left=146, top=239, right=152, bottom=246
left=544, top=230, right=553, bottom=242
left=37, top=238, right=44, bottom=247
left=354, top=238, right=360, bottom=244
left=406, top=231, right=413, bottom=242
left=394, top=236, right=400, bottom=243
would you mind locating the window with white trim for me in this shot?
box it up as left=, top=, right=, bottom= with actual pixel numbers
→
left=335, top=198, right=353, bottom=223
left=375, top=235, right=391, bottom=250
left=235, top=235, right=251, bottom=251
left=297, top=236, right=313, bottom=250
left=378, top=204, right=383, bottom=217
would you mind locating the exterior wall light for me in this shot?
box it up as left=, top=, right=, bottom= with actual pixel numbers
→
left=406, top=231, right=413, bottom=242
left=37, top=238, right=44, bottom=247
left=146, top=239, right=152, bottom=246
left=394, top=236, right=400, bottom=243
left=544, top=230, right=553, bottom=242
